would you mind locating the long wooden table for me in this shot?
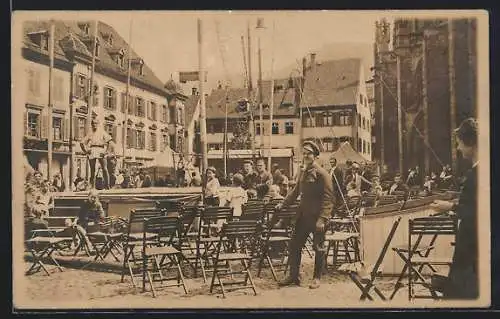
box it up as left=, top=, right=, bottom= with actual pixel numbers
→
left=359, top=193, right=458, bottom=275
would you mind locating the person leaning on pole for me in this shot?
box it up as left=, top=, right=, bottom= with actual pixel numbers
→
left=275, top=140, right=334, bottom=289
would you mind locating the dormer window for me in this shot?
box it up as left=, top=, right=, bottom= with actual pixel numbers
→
left=27, top=31, right=49, bottom=51
left=108, top=48, right=125, bottom=68
left=131, top=58, right=145, bottom=76
left=78, top=22, right=90, bottom=35
left=102, top=32, right=114, bottom=46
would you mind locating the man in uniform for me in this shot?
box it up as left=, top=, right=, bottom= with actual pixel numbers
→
left=80, top=118, right=115, bottom=190
left=276, top=141, right=334, bottom=289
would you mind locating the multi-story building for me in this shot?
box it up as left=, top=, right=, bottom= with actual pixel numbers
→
left=21, top=20, right=184, bottom=187
left=373, top=18, right=477, bottom=176
left=300, top=55, right=373, bottom=161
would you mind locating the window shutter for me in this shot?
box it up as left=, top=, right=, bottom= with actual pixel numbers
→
left=121, top=93, right=126, bottom=113
left=73, top=117, right=79, bottom=140
left=112, top=125, right=117, bottom=141
left=112, top=90, right=117, bottom=110
left=146, top=101, right=150, bottom=119
left=132, top=130, right=137, bottom=148
left=24, top=111, right=28, bottom=136
left=41, top=114, right=48, bottom=139
left=85, top=79, right=90, bottom=102
left=64, top=117, right=69, bottom=141
left=102, top=87, right=107, bottom=108
left=130, top=96, right=136, bottom=115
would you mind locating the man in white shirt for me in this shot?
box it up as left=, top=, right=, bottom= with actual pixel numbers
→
left=80, top=118, right=115, bottom=189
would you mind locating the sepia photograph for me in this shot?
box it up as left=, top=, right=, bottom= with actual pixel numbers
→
left=11, top=10, right=490, bottom=310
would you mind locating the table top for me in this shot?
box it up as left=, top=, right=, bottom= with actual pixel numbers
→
left=26, top=236, right=73, bottom=244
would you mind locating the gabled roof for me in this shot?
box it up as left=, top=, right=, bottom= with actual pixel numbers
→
left=205, top=78, right=299, bottom=120
left=184, top=95, right=200, bottom=125
left=22, top=20, right=168, bottom=96
left=300, top=58, right=361, bottom=108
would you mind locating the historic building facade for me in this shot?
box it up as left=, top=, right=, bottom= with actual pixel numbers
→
left=21, top=20, right=185, bottom=188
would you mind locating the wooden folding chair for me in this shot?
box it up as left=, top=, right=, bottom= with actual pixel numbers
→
left=348, top=216, right=402, bottom=301
left=256, top=205, right=298, bottom=281
left=120, top=208, right=165, bottom=286
left=209, top=220, right=261, bottom=298
left=25, top=237, right=73, bottom=276
left=141, top=215, right=189, bottom=297
left=195, top=206, right=234, bottom=282
left=240, top=202, right=266, bottom=223
left=404, top=216, right=458, bottom=300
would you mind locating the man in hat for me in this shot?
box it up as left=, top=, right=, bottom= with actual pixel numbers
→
left=276, top=140, right=334, bottom=289
left=388, top=172, right=409, bottom=198
left=80, top=118, right=114, bottom=189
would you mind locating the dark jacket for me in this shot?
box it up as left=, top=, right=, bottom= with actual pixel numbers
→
left=282, top=162, right=334, bottom=223
left=330, top=167, right=345, bottom=205
left=243, top=171, right=258, bottom=190
left=78, top=200, right=105, bottom=230
left=445, top=165, right=478, bottom=299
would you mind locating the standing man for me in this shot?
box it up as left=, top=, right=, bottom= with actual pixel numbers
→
left=80, top=118, right=114, bottom=190
left=329, top=156, right=345, bottom=208
left=276, top=141, right=334, bottom=289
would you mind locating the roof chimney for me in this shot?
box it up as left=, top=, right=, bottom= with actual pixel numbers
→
left=191, top=87, right=197, bottom=96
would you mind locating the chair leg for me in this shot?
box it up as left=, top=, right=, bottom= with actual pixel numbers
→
left=243, top=259, right=257, bottom=296
left=209, top=259, right=218, bottom=293
left=174, top=254, right=189, bottom=294
left=349, top=273, right=374, bottom=301
left=147, top=270, right=156, bottom=298
left=121, top=246, right=130, bottom=283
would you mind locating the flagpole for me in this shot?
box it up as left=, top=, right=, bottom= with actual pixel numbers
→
left=268, top=20, right=275, bottom=170
left=123, top=18, right=133, bottom=169
left=198, top=19, right=208, bottom=174
left=86, top=21, right=98, bottom=185
left=47, top=21, right=55, bottom=180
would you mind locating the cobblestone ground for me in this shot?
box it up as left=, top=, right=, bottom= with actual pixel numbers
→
left=16, top=251, right=450, bottom=309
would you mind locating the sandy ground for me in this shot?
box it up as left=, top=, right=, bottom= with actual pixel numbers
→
left=15, top=250, right=455, bottom=310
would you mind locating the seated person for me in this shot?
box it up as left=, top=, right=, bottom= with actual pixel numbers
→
left=369, top=176, right=384, bottom=198
left=34, top=181, right=54, bottom=218
left=388, top=173, right=410, bottom=199
left=25, top=206, right=49, bottom=240
left=264, top=184, right=285, bottom=203
left=346, top=182, right=361, bottom=198
left=423, top=175, right=433, bottom=195
left=78, top=189, right=105, bottom=232
left=223, top=173, right=248, bottom=218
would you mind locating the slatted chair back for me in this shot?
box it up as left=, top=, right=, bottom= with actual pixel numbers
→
left=219, top=220, right=262, bottom=255
left=392, top=191, right=406, bottom=202
left=409, top=216, right=458, bottom=237
left=198, top=206, right=233, bottom=238
left=266, top=204, right=298, bottom=237
left=240, top=202, right=266, bottom=222
left=127, top=208, right=165, bottom=235
left=143, top=216, right=182, bottom=247
left=362, top=193, right=378, bottom=208
left=377, top=195, right=399, bottom=207
left=179, top=204, right=201, bottom=235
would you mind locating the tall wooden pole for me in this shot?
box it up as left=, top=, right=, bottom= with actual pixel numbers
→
left=223, top=91, right=228, bottom=177
left=123, top=19, right=133, bottom=169
left=258, top=37, right=264, bottom=149
left=422, top=34, right=430, bottom=176
left=247, top=22, right=256, bottom=161
left=86, top=21, right=98, bottom=184
left=379, top=71, right=385, bottom=170
left=396, top=54, right=404, bottom=174
left=268, top=21, right=275, bottom=170
left=47, top=22, right=55, bottom=180
left=448, top=19, right=457, bottom=172
left=198, top=19, right=208, bottom=173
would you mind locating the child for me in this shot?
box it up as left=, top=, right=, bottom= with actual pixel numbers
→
left=224, top=173, right=248, bottom=218
left=204, top=167, right=220, bottom=206
left=370, top=176, right=384, bottom=198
